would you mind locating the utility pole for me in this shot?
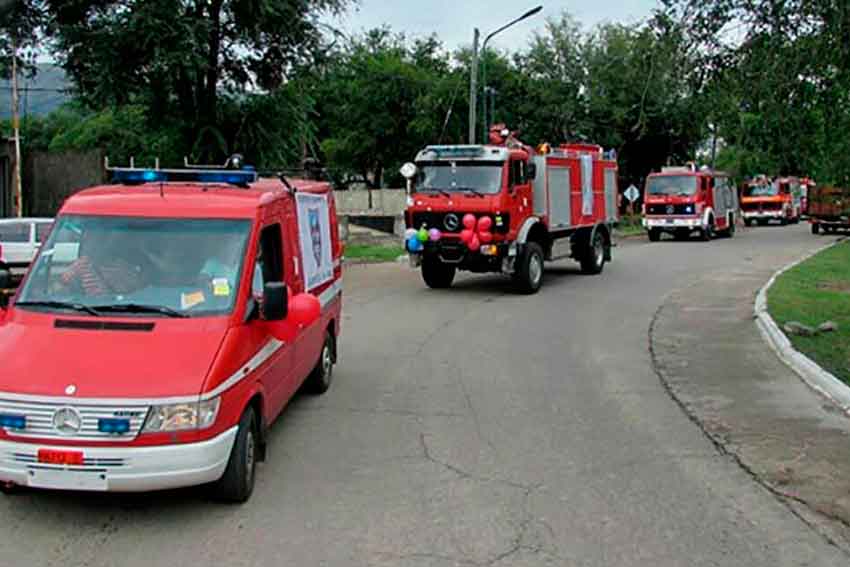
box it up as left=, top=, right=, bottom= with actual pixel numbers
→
left=10, top=35, right=23, bottom=218
left=468, top=29, right=479, bottom=145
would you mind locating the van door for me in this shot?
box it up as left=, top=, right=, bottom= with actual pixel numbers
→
left=250, top=222, right=299, bottom=418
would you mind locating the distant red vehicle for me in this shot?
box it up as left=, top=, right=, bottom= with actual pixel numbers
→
left=0, top=159, right=343, bottom=502
left=642, top=165, right=738, bottom=241
left=741, top=176, right=802, bottom=226
left=809, top=185, right=850, bottom=234
left=403, top=126, right=619, bottom=293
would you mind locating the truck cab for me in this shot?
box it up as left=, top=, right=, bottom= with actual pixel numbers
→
left=403, top=129, right=618, bottom=293
left=0, top=160, right=342, bottom=502
left=741, top=176, right=802, bottom=226
left=643, top=166, right=738, bottom=241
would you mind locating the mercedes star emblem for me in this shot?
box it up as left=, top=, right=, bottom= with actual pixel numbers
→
left=666, top=205, right=675, bottom=215
left=444, top=213, right=460, bottom=232
left=52, top=407, right=83, bottom=435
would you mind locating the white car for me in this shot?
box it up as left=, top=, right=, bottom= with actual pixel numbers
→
left=0, top=218, right=54, bottom=282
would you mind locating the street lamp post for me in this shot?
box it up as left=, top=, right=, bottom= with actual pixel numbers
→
left=479, top=6, right=542, bottom=142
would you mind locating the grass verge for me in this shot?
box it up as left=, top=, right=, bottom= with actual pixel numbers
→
left=616, top=214, right=645, bottom=237
left=767, top=240, right=850, bottom=385
left=344, top=244, right=404, bottom=263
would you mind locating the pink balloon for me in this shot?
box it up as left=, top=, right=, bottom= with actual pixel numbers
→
left=428, top=228, right=441, bottom=242
left=468, top=234, right=481, bottom=251
left=462, top=214, right=476, bottom=230
left=479, top=231, right=493, bottom=244
left=477, top=216, right=493, bottom=232
left=460, top=229, right=474, bottom=243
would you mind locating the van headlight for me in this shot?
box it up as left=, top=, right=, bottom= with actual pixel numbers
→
left=143, top=398, right=220, bottom=432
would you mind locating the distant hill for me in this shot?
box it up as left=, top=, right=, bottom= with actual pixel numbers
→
left=0, top=64, right=71, bottom=119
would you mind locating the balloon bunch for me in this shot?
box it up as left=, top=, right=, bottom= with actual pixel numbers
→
left=405, top=226, right=441, bottom=253
left=459, top=214, right=494, bottom=251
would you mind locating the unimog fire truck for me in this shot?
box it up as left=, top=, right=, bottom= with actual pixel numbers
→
left=402, top=126, right=619, bottom=294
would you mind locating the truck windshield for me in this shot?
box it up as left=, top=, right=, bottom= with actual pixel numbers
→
left=17, top=215, right=251, bottom=318
left=744, top=184, right=779, bottom=197
left=416, top=162, right=504, bottom=195
left=646, top=176, right=698, bottom=196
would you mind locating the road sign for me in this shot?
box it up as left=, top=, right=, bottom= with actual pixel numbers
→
left=625, top=185, right=640, bottom=203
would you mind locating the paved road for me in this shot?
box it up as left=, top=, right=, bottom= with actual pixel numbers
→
left=2, top=224, right=846, bottom=566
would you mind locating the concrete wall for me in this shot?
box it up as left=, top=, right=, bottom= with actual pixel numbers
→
left=334, top=189, right=406, bottom=216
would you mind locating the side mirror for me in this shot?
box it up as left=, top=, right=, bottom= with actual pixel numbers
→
left=0, top=269, right=10, bottom=290
left=261, top=282, right=288, bottom=321
left=527, top=163, right=537, bottom=181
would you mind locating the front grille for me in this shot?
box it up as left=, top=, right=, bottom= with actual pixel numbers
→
left=411, top=212, right=510, bottom=234
left=9, top=452, right=127, bottom=468
left=742, top=201, right=782, bottom=212
left=646, top=204, right=696, bottom=215
left=0, top=399, right=149, bottom=441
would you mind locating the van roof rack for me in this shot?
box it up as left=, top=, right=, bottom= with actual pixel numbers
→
left=105, top=155, right=258, bottom=188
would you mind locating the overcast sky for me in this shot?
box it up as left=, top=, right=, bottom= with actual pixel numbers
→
left=329, top=0, right=660, bottom=51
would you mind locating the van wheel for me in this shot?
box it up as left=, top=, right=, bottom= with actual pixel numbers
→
left=421, top=256, right=455, bottom=289
left=514, top=242, right=544, bottom=294
left=812, top=223, right=820, bottom=234
left=305, top=332, right=334, bottom=395
left=580, top=230, right=605, bottom=275
left=212, top=407, right=258, bottom=503
left=648, top=229, right=661, bottom=242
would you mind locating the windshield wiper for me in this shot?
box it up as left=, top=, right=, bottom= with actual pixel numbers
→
left=458, top=187, right=486, bottom=198
left=422, top=188, right=451, bottom=198
left=90, top=303, right=189, bottom=318
left=15, top=300, right=102, bottom=317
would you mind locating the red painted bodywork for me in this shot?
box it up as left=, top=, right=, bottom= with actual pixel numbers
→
left=0, top=178, right=343, bottom=448
left=741, top=177, right=801, bottom=221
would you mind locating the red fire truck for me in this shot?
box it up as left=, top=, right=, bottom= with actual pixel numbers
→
left=0, top=158, right=343, bottom=502
left=741, top=176, right=802, bottom=225
left=402, top=128, right=619, bottom=294
left=642, top=165, right=738, bottom=241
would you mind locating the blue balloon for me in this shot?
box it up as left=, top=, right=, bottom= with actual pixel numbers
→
left=407, top=236, right=422, bottom=252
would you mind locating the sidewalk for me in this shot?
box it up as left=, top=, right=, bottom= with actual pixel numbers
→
left=650, top=249, right=850, bottom=551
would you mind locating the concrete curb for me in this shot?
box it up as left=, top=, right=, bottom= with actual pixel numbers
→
left=754, top=236, right=850, bottom=414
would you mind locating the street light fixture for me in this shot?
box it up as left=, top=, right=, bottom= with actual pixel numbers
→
left=468, top=5, right=542, bottom=144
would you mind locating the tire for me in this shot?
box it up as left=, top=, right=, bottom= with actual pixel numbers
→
left=648, top=229, right=661, bottom=242
left=780, top=217, right=788, bottom=226
left=305, top=331, right=335, bottom=395
left=812, top=223, right=820, bottom=234
left=514, top=242, right=545, bottom=294
left=212, top=407, right=258, bottom=503
left=580, top=230, right=606, bottom=275
left=758, top=219, right=768, bottom=226
left=744, top=218, right=753, bottom=227
left=421, top=256, right=455, bottom=289
left=0, top=482, right=20, bottom=495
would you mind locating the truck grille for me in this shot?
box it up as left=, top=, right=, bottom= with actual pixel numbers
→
left=0, top=399, right=149, bottom=442
left=410, top=212, right=510, bottom=234
left=742, top=202, right=782, bottom=212
left=646, top=204, right=695, bottom=215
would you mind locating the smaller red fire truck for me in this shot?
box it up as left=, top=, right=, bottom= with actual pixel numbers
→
left=403, top=127, right=619, bottom=293
left=0, top=157, right=342, bottom=502
left=741, top=176, right=802, bottom=226
left=642, top=165, right=738, bottom=241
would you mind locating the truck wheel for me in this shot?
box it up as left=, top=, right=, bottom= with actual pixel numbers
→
left=726, top=218, right=736, bottom=238
left=580, top=231, right=606, bottom=275
left=648, top=229, right=661, bottom=242
left=700, top=221, right=715, bottom=241
left=744, top=219, right=753, bottom=227
left=305, top=331, right=335, bottom=395
left=514, top=242, right=545, bottom=294
left=780, top=217, right=788, bottom=226
left=212, top=407, right=258, bottom=503
left=421, top=256, right=455, bottom=289
left=812, top=223, right=820, bottom=234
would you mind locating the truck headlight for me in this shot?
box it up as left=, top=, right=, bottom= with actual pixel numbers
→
left=143, top=398, right=220, bottom=432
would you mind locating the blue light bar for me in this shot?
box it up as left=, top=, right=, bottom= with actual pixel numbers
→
left=98, top=418, right=130, bottom=434
left=0, top=413, right=26, bottom=430
left=111, top=168, right=258, bottom=187
left=425, top=146, right=486, bottom=159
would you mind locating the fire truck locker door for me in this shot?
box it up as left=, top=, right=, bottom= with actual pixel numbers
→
left=604, top=168, right=617, bottom=223
left=548, top=166, right=571, bottom=228
left=532, top=155, right=548, bottom=217
left=581, top=155, right=594, bottom=216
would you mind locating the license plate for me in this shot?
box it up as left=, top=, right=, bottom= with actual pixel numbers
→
left=27, top=468, right=108, bottom=491
left=38, top=449, right=84, bottom=466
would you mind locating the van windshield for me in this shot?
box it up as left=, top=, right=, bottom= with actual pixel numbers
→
left=416, top=162, right=504, bottom=195
left=17, top=215, right=251, bottom=317
left=646, top=175, right=698, bottom=196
